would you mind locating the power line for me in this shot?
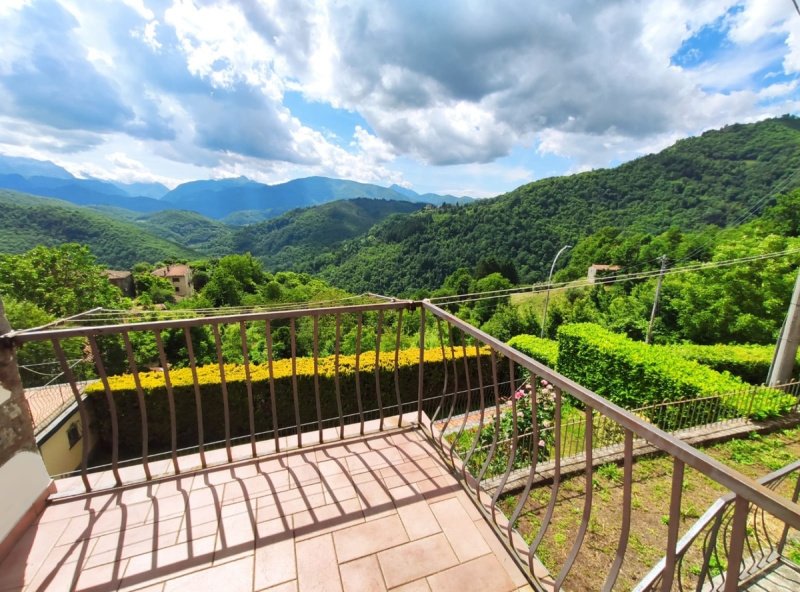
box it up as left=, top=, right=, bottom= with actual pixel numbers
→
left=430, top=246, right=800, bottom=306
left=17, top=293, right=390, bottom=331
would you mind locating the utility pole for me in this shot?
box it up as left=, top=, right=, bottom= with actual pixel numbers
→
left=769, top=265, right=800, bottom=385
left=646, top=255, right=668, bottom=345
left=540, top=244, right=572, bottom=338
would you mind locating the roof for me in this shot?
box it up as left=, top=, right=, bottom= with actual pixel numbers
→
left=589, top=264, right=622, bottom=271
left=152, top=264, right=191, bottom=278
left=103, top=269, right=132, bottom=279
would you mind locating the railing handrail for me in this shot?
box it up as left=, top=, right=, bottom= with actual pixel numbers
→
left=421, top=300, right=800, bottom=529
left=634, top=459, right=800, bottom=591
left=3, top=300, right=415, bottom=343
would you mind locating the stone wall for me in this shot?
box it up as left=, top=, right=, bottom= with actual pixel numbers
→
left=0, top=298, right=52, bottom=555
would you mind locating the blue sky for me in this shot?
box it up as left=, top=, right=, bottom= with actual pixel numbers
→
left=0, top=0, right=798, bottom=197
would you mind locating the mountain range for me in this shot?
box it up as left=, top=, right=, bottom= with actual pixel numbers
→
left=0, top=154, right=472, bottom=224
left=1, top=116, right=800, bottom=293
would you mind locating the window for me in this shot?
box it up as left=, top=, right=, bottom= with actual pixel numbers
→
left=174, top=286, right=180, bottom=292
left=67, top=422, right=81, bottom=448
left=172, top=277, right=180, bottom=283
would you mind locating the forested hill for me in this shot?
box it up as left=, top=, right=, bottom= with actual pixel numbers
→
left=314, top=116, right=800, bottom=295
left=230, top=198, right=427, bottom=271
left=0, top=190, right=198, bottom=267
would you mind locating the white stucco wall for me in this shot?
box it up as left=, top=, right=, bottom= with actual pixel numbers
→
left=0, top=451, right=51, bottom=543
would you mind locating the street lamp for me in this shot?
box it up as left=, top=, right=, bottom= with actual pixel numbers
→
left=540, top=245, right=572, bottom=338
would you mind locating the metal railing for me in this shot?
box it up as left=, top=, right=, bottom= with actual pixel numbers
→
left=636, top=460, right=800, bottom=591
left=449, top=381, right=800, bottom=485
left=420, top=301, right=800, bottom=592
left=3, top=299, right=800, bottom=591
left=7, top=300, right=421, bottom=491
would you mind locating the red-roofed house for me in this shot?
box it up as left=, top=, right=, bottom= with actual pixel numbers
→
left=152, top=264, right=193, bottom=298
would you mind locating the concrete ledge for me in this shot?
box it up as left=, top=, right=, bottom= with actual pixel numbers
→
left=0, top=479, right=55, bottom=565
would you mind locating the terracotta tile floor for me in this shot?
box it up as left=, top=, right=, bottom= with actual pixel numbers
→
left=0, top=428, right=533, bottom=592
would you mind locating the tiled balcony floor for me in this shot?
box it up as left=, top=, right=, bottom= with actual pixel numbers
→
left=0, top=427, right=532, bottom=592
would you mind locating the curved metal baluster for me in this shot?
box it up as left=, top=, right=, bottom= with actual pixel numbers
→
left=474, top=349, right=503, bottom=507
left=355, top=312, right=364, bottom=435
left=52, top=338, right=91, bottom=491
left=697, top=510, right=726, bottom=592
left=491, top=359, right=519, bottom=524
left=334, top=314, right=345, bottom=439
left=87, top=335, right=122, bottom=487
left=528, top=386, right=563, bottom=564
left=438, top=325, right=460, bottom=450
left=289, top=318, right=302, bottom=448
left=181, top=328, right=205, bottom=469
left=555, top=404, right=595, bottom=590
left=312, top=315, right=323, bottom=443
left=450, top=336, right=473, bottom=470
left=417, top=308, right=426, bottom=425
left=393, top=309, right=404, bottom=425
left=428, top=316, right=449, bottom=437
left=122, top=331, right=152, bottom=479
left=155, top=329, right=182, bottom=471
left=265, top=320, right=280, bottom=453
left=602, top=429, right=634, bottom=592
left=462, top=344, right=487, bottom=494
left=375, top=310, right=385, bottom=431
left=238, top=322, right=257, bottom=457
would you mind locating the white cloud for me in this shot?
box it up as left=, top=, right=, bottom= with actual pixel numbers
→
left=0, top=0, right=798, bottom=196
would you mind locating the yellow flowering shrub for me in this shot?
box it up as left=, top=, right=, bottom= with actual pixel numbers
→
left=87, top=346, right=503, bottom=456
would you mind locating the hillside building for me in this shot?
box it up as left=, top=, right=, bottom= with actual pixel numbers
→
left=102, top=270, right=135, bottom=297
left=587, top=263, right=621, bottom=284
left=152, top=263, right=193, bottom=297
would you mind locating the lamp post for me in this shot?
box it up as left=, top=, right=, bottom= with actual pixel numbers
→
left=540, top=245, right=572, bottom=338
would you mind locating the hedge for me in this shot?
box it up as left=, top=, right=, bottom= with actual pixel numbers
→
left=662, top=343, right=798, bottom=385
left=507, top=335, right=559, bottom=369
left=86, top=346, right=507, bottom=456
left=556, top=323, right=793, bottom=418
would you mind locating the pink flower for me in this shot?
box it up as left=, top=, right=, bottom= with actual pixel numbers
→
left=538, top=439, right=546, bottom=448
left=514, top=390, right=525, bottom=400
left=540, top=380, right=549, bottom=387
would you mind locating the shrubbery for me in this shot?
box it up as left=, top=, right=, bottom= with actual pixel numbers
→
left=662, top=343, right=798, bottom=385
left=507, top=335, right=558, bottom=369
left=87, top=345, right=504, bottom=456
left=555, top=323, right=792, bottom=417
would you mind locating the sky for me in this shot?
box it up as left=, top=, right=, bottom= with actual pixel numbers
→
left=0, top=1, right=799, bottom=197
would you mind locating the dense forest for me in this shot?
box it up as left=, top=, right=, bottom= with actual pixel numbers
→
left=311, top=116, right=800, bottom=294
left=2, top=117, right=799, bottom=288
left=0, top=190, right=198, bottom=267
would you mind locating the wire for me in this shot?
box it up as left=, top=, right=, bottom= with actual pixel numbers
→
left=431, top=246, right=800, bottom=306
left=21, top=293, right=394, bottom=330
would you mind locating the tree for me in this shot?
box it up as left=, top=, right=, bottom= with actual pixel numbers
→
left=202, top=253, right=264, bottom=307
left=0, top=244, right=125, bottom=317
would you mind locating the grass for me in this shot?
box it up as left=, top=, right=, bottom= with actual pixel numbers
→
left=498, top=427, right=800, bottom=591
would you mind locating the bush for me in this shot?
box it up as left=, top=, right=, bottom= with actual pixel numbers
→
left=555, top=324, right=792, bottom=417
left=663, top=343, right=798, bottom=385
left=86, top=346, right=505, bottom=456
left=507, top=335, right=558, bottom=369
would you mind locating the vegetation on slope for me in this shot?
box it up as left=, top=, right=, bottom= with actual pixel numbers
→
left=230, top=198, right=426, bottom=271
left=0, top=190, right=198, bottom=268
left=314, top=116, right=800, bottom=294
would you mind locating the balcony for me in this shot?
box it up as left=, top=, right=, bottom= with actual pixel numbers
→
left=0, top=299, right=798, bottom=591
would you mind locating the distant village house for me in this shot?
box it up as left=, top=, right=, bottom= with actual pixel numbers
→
left=152, top=264, right=193, bottom=297
left=103, top=270, right=135, bottom=297
left=587, top=264, right=621, bottom=284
